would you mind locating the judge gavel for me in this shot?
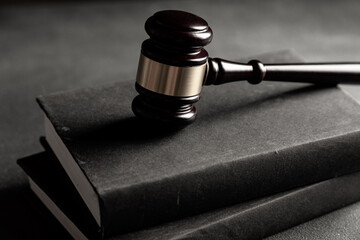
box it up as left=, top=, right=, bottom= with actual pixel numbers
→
left=132, top=10, right=360, bottom=126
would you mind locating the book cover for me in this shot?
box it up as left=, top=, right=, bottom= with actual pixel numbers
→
left=18, top=149, right=360, bottom=240
left=36, top=50, right=360, bottom=236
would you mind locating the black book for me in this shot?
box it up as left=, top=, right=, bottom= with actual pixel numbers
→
left=35, top=50, right=360, bottom=237
left=18, top=149, right=360, bottom=240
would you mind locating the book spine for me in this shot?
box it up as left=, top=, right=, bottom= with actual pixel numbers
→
left=102, top=130, right=360, bottom=236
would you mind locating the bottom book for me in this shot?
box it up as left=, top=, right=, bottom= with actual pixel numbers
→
left=18, top=150, right=360, bottom=240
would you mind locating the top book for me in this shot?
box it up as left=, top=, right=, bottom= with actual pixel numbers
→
left=36, top=50, right=360, bottom=238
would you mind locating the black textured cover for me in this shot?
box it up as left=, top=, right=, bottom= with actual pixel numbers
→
left=115, top=170, right=360, bottom=240
left=36, top=51, right=360, bottom=236
left=18, top=150, right=360, bottom=240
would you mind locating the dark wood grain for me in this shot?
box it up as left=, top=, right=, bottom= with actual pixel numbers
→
left=132, top=83, right=199, bottom=127
left=206, top=58, right=360, bottom=86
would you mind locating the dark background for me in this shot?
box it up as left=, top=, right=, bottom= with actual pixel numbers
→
left=1, top=1, right=360, bottom=239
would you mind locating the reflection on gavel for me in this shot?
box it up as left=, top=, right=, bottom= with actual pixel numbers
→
left=132, top=10, right=360, bottom=126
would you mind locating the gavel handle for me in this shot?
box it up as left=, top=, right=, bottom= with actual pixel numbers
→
left=205, top=58, right=360, bottom=86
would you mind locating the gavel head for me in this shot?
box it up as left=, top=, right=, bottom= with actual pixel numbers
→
left=132, top=10, right=213, bottom=126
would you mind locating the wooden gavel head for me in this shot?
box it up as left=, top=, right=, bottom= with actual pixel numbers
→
left=132, top=10, right=213, bottom=126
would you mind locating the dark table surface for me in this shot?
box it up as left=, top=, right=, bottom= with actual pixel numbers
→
left=1, top=0, right=360, bottom=239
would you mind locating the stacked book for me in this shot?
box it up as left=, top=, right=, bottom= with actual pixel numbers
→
left=18, top=51, right=360, bottom=239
